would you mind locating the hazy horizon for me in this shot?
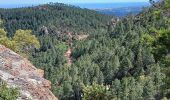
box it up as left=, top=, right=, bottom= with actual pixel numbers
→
left=0, top=2, right=150, bottom=9
left=1, top=0, right=149, bottom=4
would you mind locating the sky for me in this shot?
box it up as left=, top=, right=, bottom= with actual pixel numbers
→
left=0, top=0, right=149, bottom=4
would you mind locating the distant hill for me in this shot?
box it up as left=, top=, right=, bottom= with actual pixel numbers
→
left=75, top=2, right=150, bottom=17
left=0, top=3, right=112, bottom=37
left=0, top=2, right=150, bottom=9
left=95, top=7, right=146, bottom=17
left=0, top=2, right=150, bottom=17
left=73, top=2, right=150, bottom=9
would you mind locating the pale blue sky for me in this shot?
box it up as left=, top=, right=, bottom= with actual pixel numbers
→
left=1, top=0, right=149, bottom=4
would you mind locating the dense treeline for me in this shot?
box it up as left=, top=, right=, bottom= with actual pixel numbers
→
left=0, top=3, right=112, bottom=99
left=0, top=3, right=111, bottom=37
left=0, top=1, right=170, bottom=100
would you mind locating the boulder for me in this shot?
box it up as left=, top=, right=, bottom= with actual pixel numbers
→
left=0, top=45, right=57, bottom=100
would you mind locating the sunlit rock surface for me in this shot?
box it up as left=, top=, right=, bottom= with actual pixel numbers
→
left=0, top=45, right=57, bottom=100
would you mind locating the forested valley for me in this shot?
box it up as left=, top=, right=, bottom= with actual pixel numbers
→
left=0, top=0, right=170, bottom=99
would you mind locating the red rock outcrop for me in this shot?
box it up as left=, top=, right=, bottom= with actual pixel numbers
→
left=0, top=45, right=58, bottom=100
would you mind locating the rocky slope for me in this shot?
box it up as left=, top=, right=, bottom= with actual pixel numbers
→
left=0, top=45, right=57, bottom=100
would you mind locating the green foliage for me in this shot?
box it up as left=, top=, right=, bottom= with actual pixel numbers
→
left=163, top=55, right=170, bottom=66
left=0, top=28, right=6, bottom=38
left=0, top=28, right=16, bottom=50
left=0, top=79, right=19, bottom=100
left=13, top=29, right=40, bottom=52
left=110, top=64, right=164, bottom=100
left=0, top=29, right=40, bottom=55
left=0, top=3, right=111, bottom=37
left=82, top=83, right=113, bottom=100
left=0, top=1, right=169, bottom=99
left=55, top=42, right=68, bottom=52
left=141, top=33, right=155, bottom=45
left=164, top=0, right=170, bottom=9
left=152, top=29, right=170, bottom=61
left=0, top=19, right=3, bottom=27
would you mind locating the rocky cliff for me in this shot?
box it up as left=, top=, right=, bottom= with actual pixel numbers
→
left=0, top=45, right=57, bottom=100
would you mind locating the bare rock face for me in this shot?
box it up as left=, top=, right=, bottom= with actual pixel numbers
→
left=0, top=45, right=58, bottom=100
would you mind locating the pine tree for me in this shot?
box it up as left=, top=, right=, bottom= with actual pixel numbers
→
left=111, top=79, right=121, bottom=99
left=143, top=80, right=156, bottom=99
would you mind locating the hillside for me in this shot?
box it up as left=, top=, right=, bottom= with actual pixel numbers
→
left=95, top=7, right=145, bottom=17
left=0, top=3, right=113, bottom=99
left=0, top=3, right=112, bottom=37
left=0, top=0, right=170, bottom=99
